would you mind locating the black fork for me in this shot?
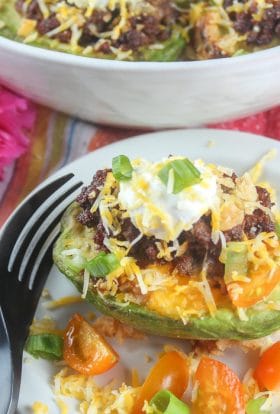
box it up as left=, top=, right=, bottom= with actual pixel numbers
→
left=0, top=173, right=82, bottom=414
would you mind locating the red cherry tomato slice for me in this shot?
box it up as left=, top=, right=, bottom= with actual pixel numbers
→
left=227, top=266, right=280, bottom=308
left=192, top=357, right=245, bottom=414
left=254, top=341, right=280, bottom=391
left=63, top=313, right=119, bottom=376
left=132, top=350, right=189, bottom=414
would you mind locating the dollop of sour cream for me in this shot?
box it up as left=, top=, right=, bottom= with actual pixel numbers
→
left=118, top=157, right=218, bottom=242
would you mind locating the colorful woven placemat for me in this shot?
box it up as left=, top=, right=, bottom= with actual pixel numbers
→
left=1, top=88, right=280, bottom=226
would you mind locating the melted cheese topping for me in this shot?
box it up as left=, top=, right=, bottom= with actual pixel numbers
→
left=118, top=157, right=218, bottom=242
left=145, top=265, right=230, bottom=321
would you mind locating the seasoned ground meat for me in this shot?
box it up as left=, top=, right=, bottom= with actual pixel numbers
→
left=115, top=12, right=174, bottom=51
left=37, top=15, right=60, bottom=35
left=233, top=12, right=253, bottom=34
left=16, top=0, right=43, bottom=21
left=243, top=208, right=275, bottom=238
left=76, top=169, right=111, bottom=228
left=228, top=0, right=280, bottom=46
left=192, top=216, right=212, bottom=249
left=206, top=240, right=225, bottom=283
left=224, top=224, right=243, bottom=242
left=76, top=169, right=110, bottom=224
left=93, top=221, right=107, bottom=249
left=133, top=237, right=159, bottom=267
left=56, top=30, right=72, bottom=43
left=121, top=218, right=140, bottom=242
left=76, top=209, right=98, bottom=227
left=175, top=254, right=196, bottom=275
left=118, top=29, right=149, bottom=51
left=89, top=10, right=114, bottom=33
left=256, top=186, right=273, bottom=208
left=207, top=254, right=225, bottom=286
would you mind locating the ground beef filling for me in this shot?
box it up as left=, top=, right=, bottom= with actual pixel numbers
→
left=76, top=169, right=275, bottom=293
left=225, top=0, right=280, bottom=46
left=15, top=0, right=178, bottom=53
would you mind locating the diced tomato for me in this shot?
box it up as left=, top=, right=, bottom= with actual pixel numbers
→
left=132, top=350, right=189, bottom=414
left=254, top=341, right=280, bottom=391
left=227, top=265, right=280, bottom=308
left=192, top=357, right=245, bottom=414
left=63, top=313, right=119, bottom=376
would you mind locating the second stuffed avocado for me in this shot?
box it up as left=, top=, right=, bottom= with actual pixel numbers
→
left=53, top=155, right=280, bottom=340
left=1, top=0, right=280, bottom=61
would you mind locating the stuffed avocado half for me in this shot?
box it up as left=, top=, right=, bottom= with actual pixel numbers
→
left=53, top=155, right=280, bottom=340
left=1, top=0, right=280, bottom=60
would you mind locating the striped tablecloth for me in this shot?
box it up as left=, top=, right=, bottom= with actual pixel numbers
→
left=1, top=97, right=280, bottom=226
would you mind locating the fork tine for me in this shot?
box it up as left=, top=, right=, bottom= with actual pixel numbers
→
left=8, top=178, right=82, bottom=273
left=28, top=223, right=60, bottom=291
left=1, top=174, right=74, bottom=271
left=16, top=185, right=82, bottom=283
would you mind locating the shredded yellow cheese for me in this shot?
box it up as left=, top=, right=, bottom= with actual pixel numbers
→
left=45, top=295, right=83, bottom=309
left=17, top=18, right=37, bottom=37
left=249, top=149, right=277, bottom=184
left=32, top=402, right=49, bottom=414
left=54, top=368, right=139, bottom=413
left=56, top=398, right=69, bottom=414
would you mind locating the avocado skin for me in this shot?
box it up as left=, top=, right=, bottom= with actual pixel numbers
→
left=53, top=203, right=280, bottom=340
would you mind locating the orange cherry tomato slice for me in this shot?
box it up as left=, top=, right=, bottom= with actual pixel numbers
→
left=192, top=357, right=245, bottom=414
left=132, top=350, right=189, bottom=414
left=227, top=265, right=280, bottom=308
left=63, top=313, right=119, bottom=376
left=254, top=341, right=280, bottom=391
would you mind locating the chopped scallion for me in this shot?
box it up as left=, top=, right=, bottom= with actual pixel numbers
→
left=246, top=397, right=270, bottom=414
left=61, top=249, right=86, bottom=272
left=158, top=159, right=201, bottom=194
left=86, top=252, right=120, bottom=277
left=25, top=334, right=63, bottom=360
left=224, top=242, right=248, bottom=284
left=149, top=390, right=190, bottom=414
left=112, top=155, right=133, bottom=181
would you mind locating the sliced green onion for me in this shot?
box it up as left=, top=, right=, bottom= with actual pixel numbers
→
left=246, top=397, right=270, bottom=414
left=224, top=242, right=248, bottom=284
left=149, top=390, right=190, bottom=414
left=86, top=252, right=120, bottom=277
left=61, top=249, right=86, bottom=272
left=158, top=159, right=201, bottom=194
left=25, top=334, right=63, bottom=360
left=112, top=155, right=133, bottom=181
left=275, top=223, right=280, bottom=240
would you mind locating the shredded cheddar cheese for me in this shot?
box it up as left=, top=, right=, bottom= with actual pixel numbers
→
left=45, top=295, right=83, bottom=309
left=32, top=402, right=49, bottom=414
left=53, top=368, right=139, bottom=413
left=17, top=18, right=37, bottom=37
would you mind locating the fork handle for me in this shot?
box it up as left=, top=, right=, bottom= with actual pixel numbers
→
left=0, top=308, right=22, bottom=414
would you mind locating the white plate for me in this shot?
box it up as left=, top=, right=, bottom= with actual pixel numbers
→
left=1, top=35, right=280, bottom=128
left=17, top=128, right=280, bottom=413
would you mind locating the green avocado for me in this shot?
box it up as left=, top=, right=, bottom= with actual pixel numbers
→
left=0, top=0, right=186, bottom=61
left=53, top=203, right=280, bottom=341
left=0, top=0, right=20, bottom=39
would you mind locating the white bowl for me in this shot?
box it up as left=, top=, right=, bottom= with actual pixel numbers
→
left=0, top=36, right=280, bottom=128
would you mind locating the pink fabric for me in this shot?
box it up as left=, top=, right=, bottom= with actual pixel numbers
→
left=0, top=87, right=36, bottom=180
left=210, top=107, right=280, bottom=140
